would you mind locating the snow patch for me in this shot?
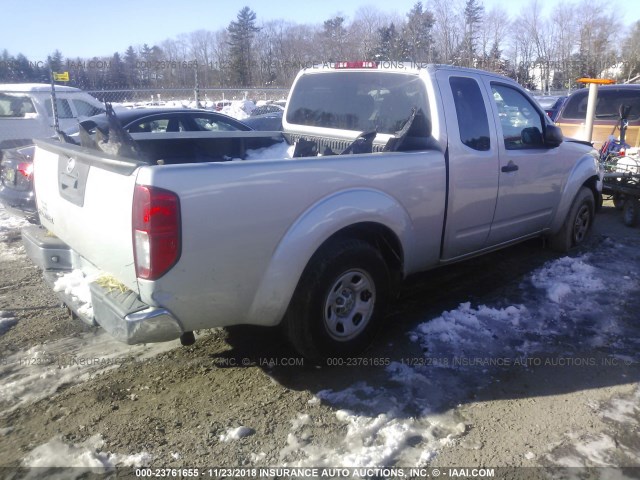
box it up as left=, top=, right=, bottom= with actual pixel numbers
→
left=53, top=269, right=98, bottom=318
left=243, top=141, right=292, bottom=161
left=600, top=388, right=640, bottom=425
left=530, top=256, right=604, bottom=303
left=278, top=249, right=639, bottom=467
left=220, top=100, right=255, bottom=119
left=0, top=206, right=29, bottom=259
left=0, top=330, right=181, bottom=416
left=0, top=311, right=18, bottom=335
left=219, top=426, right=255, bottom=442
left=22, top=434, right=151, bottom=478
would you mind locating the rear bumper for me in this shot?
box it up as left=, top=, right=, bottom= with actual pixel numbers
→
left=22, top=225, right=183, bottom=344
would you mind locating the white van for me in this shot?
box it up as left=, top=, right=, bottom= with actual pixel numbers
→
left=0, top=84, right=105, bottom=150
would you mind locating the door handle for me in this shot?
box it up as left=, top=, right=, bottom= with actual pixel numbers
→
left=501, top=161, right=519, bottom=173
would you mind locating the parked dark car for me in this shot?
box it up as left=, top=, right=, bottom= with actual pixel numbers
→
left=0, top=144, right=37, bottom=222
left=533, top=95, right=567, bottom=121
left=242, top=111, right=283, bottom=131
left=555, top=84, right=640, bottom=147
left=250, top=104, right=285, bottom=116
left=0, top=108, right=261, bottom=222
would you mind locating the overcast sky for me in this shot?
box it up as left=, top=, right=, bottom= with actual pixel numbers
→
left=2, top=0, right=637, bottom=61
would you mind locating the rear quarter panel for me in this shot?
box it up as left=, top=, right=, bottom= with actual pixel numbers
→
left=135, top=151, right=446, bottom=330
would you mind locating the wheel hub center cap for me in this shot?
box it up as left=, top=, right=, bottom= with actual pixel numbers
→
left=335, top=288, right=355, bottom=316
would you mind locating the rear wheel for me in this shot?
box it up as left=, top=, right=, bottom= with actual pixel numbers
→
left=613, top=193, right=625, bottom=211
left=623, top=197, right=639, bottom=227
left=285, top=238, right=390, bottom=362
left=549, top=187, right=595, bottom=252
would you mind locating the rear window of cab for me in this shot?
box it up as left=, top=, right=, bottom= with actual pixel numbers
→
left=286, top=72, right=430, bottom=136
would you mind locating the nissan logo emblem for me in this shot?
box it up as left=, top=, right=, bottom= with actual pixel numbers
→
left=66, top=158, right=76, bottom=174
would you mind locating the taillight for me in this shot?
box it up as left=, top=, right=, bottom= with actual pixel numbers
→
left=17, top=162, right=34, bottom=179
left=132, top=185, right=181, bottom=280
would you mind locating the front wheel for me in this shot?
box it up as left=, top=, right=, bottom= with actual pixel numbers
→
left=623, top=197, right=639, bottom=227
left=285, top=238, right=390, bottom=361
left=549, top=187, right=595, bottom=253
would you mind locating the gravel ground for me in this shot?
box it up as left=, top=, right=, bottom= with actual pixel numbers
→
left=0, top=201, right=638, bottom=477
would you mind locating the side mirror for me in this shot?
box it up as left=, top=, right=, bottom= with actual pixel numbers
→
left=544, top=124, right=563, bottom=148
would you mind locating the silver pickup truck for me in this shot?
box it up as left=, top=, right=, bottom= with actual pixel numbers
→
left=23, top=64, right=601, bottom=360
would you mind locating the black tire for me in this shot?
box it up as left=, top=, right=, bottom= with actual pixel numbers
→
left=285, top=238, right=390, bottom=361
left=623, top=197, right=639, bottom=227
left=613, top=194, right=625, bottom=211
left=595, top=192, right=603, bottom=212
left=549, top=187, right=595, bottom=253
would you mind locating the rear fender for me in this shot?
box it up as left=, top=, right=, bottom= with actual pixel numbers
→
left=246, top=189, right=415, bottom=326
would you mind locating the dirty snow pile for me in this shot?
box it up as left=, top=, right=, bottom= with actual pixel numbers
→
left=220, top=100, right=255, bottom=120
left=0, top=311, right=18, bottom=334
left=275, top=242, right=639, bottom=467
left=52, top=269, right=98, bottom=319
left=22, top=434, right=151, bottom=478
left=0, top=207, right=29, bottom=258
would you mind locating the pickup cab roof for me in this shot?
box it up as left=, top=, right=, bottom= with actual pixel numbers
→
left=0, top=83, right=83, bottom=93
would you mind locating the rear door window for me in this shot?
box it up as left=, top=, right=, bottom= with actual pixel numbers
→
left=449, top=76, right=490, bottom=151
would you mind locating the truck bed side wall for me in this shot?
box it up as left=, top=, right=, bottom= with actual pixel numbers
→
left=135, top=151, right=446, bottom=329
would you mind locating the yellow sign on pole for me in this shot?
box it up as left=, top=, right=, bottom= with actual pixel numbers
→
left=53, top=71, right=69, bottom=82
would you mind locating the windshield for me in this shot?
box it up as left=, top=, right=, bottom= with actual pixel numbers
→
left=286, top=71, right=429, bottom=135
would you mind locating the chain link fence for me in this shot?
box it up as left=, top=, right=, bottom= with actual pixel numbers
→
left=86, top=88, right=290, bottom=109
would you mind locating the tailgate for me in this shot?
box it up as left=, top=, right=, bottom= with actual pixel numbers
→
left=33, top=139, right=145, bottom=291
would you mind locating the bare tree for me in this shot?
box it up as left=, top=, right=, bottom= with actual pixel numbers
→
left=432, top=0, right=463, bottom=64
left=577, top=0, right=619, bottom=78
left=350, top=6, right=387, bottom=59
left=550, top=3, right=579, bottom=91
left=622, top=21, right=640, bottom=81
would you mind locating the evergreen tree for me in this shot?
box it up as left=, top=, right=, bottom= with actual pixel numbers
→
left=461, top=0, right=484, bottom=67
left=370, top=24, right=409, bottom=61
left=124, top=46, right=139, bottom=88
left=322, top=16, right=348, bottom=62
left=227, top=6, right=260, bottom=86
left=109, top=52, right=127, bottom=88
left=403, top=2, right=436, bottom=63
left=47, top=50, right=64, bottom=75
left=14, top=54, right=36, bottom=82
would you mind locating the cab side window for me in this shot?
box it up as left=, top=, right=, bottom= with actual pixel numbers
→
left=73, top=99, right=104, bottom=117
left=45, top=99, right=73, bottom=119
left=449, top=77, right=490, bottom=151
left=491, top=84, right=544, bottom=150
